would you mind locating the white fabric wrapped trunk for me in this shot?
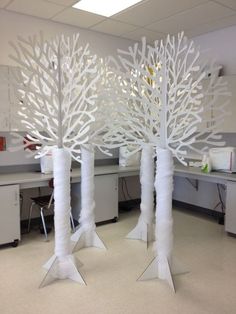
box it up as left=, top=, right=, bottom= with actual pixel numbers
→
left=53, top=148, right=71, bottom=258
left=70, top=143, right=105, bottom=250
left=79, top=144, right=96, bottom=230
left=126, top=144, right=154, bottom=241
left=41, top=148, right=85, bottom=285
left=155, top=148, right=174, bottom=279
left=139, top=144, right=154, bottom=225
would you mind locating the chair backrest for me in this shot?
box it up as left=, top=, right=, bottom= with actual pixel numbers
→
left=48, top=178, right=54, bottom=189
left=47, top=178, right=54, bottom=209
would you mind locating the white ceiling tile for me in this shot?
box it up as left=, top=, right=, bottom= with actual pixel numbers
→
left=52, top=7, right=105, bottom=28
left=91, top=19, right=137, bottom=36
left=185, top=14, right=236, bottom=38
left=2, top=0, right=236, bottom=40
left=6, top=0, right=64, bottom=19
left=214, top=0, right=236, bottom=11
left=46, top=0, right=77, bottom=6
left=121, top=28, right=166, bottom=44
left=146, top=2, right=235, bottom=34
left=0, top=0, right=12, bottom=8
left=113, top=0, right=208, bottom=27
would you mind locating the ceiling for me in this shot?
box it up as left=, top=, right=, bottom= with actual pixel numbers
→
left=1, top=0, right=236, bottom=42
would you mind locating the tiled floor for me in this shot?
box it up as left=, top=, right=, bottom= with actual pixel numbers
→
left=0, top=207, right=236, bottom=314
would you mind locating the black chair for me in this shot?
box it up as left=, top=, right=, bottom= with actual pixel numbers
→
left=27, top=179, right=75, bottom=241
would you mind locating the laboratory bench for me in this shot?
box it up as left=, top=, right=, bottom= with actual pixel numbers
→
left=1, top=164, right=236, bottom=246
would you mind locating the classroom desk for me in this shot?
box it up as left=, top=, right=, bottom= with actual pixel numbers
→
left=0, top=165, right=140, bottom=189
left=0, top=165, right=140, bottom=245
left=174, top=164, right=236, bottom=235
left=1, top=164, right=236, bottom=235
left=174, top=164, right=236, bottom=185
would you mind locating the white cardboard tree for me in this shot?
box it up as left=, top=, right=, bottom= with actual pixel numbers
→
left=104, top=43, right=162, bottom=243
left=71, top=58, right=123, bottom=251
left=111, top=33, right=229, bottom=291
left=140, top=34, right=229, bottom=292
left=9, top=33, right=100, bottom=287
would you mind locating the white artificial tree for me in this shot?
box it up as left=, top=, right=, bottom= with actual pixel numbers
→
left=141, top=33, right=229, bottom=291
left=71, top=58, right=124, bottom=251
left=104, top=42, right=162, bottom=243
left=9, top=33, right=100, bottom=287
left=111, top=32, right=229, bottom=291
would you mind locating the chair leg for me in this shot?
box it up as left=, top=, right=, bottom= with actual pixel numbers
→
left=28, top=202, right=34, bottom=233
left=20, top=194, right=23, bottom=220
left=70, top=212, right=75, bottom=233
left=40, top=208, right=48, bottom=241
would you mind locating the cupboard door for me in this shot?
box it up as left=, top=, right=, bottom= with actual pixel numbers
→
left=71, top=174, right=119, bottom=224
left=198, top=78, right=212, bottom=131
left=0, top=65, right=10, bottom=131
left=0, top=184, right=21, bottom=245
left=199, top=76, right=236, bottom=133
left=94, top=174, right=118, bottom=222
left=8, top=66, right=26, bottom=132
left=0, top=111, right=10, bottom=131
left=225, top=181, right=236, bottom=235
left=220, top=76, right=236, bottom=133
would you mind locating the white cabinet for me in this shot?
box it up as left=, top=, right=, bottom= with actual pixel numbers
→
left=9, top=66, right=26, bottom=132
left=0, top=184, right=21, bottom=246
left=94, top=174, right=118, bottom=222
left=225, top=181, right=236, bottom=235
left=200, top=75, right=236, bottom=133
left=220, top=76, right=236, bottom=133
left=0, top=111, right=10, bottom=131
left=0, top=65, right=10, bottom=131
left=0, top=65, right=25, bottom=132
left=71, top=174, right=118, bottom=223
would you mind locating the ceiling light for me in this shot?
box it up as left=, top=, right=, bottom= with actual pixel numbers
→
left=73, top=0, right=143, bottom=17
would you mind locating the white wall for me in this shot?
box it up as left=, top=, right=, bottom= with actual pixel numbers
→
left=0, top=10, right=133, bottom=166
left=119, top=26, right=236, bottom=213
left=0, top=132, right=119, bottom=167
left=173, top=26, right=236, bottom=211
left=1, top=11, right=236, bottom=213
left=0, top=10, right=137, bottom=221
left=0, top=10, right=134, bottom=65
left=194, top=25, right=236, bottom=76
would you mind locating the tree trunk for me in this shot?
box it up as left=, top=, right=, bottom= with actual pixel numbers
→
left=53, top=148, right=71, bottom=259
left=126, top=143, right=154, bottom=241
left=154, top=147, right=173, bottom=278
left=79, top=144, right=96, bottom=231
left=71, top=144, right=105, bottom=250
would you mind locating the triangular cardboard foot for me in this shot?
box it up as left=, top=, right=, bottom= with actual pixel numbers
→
left=43, top=254, right=83, bottom=270
left=39, top=255, right=86, bottom=288
left=138, top=256, right=187, bottom=292
left=126, top=222, right=154, bottom=246
left=138, top=256, right=158, bottom=280
left=71, top=228, right=106, bottom=252
left=171, top=256, right=189, bottom=276
left=43, top=254, right=57, bottom=270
